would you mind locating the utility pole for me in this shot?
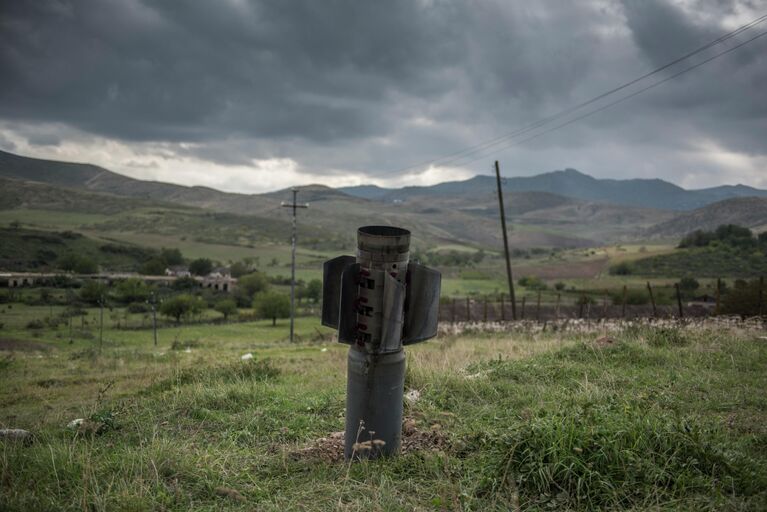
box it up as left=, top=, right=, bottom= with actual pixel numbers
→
left=495, top=161, right=517, bottom=320
left=281, top=188, right=308, bottom=343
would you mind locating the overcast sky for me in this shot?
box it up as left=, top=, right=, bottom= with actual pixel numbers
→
left=1, top=0, right=765, bottom=193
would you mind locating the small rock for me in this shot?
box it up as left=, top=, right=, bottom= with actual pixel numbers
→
left=67, top=418, right=85, bottom=429
left=320, top=347, right=328, bottom=352
left=241, top=353, right=254, bottom=361
left=404, top=389, right=421, bottom=403
left=0, top=429, right=33, bottom=444
left=184, top=347, right=192, bottom=354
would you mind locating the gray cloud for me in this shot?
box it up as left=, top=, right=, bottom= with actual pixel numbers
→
left=0, top=0, right=765, bottom=189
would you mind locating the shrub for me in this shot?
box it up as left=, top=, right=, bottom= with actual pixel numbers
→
left=127, top=302, right=149, bottom=314
left=26, top=319, right=45, bottom=330
left=518, top=276, right=547, bottom=291
left=609, top=262, right=632, bottom=275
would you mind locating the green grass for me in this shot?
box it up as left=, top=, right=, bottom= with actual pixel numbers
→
left=1, top=301, right=766, bottom=510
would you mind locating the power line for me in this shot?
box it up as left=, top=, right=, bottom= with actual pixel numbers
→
left=392, top=13, right=767, bottom=174
left=453, top=28, right=767, bottom=167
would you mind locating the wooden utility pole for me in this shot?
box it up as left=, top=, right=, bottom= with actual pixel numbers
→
left=281, top=188, right=308, bottom=343
left=675, top=283, right=684, bottom=318
left=495, top=161, right=517, bottom=320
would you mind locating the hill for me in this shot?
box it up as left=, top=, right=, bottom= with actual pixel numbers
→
left=646, top=197, right=767, bottom=238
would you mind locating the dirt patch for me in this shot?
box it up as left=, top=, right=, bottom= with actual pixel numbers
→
left=0, top=338, right=53, bottom=352
left=594, top=336, right=616, bottom=347
left=290, top=417, right=449, bottom=462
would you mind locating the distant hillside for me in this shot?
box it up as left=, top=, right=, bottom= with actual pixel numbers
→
left=0, top=149, right=280, bottom=216
left=340, top=168, right=767, bottom=211
left=0, top=226, right=156, bottom=272
left=647, top=197, right=767, bottom=238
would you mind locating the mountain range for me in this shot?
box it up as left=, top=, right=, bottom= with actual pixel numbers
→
left=340, top=168, right=767, bottom=211
left=1, top=149, right=766, bottom=250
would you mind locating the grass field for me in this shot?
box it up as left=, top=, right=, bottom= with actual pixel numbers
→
left=1, top=302, right=766, bottom=510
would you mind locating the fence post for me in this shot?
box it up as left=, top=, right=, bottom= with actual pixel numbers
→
left=555, top=293, right=561, bottom=319
left=602, top=289, right=609, bottom=318
left=483, top=297, right=488, bottom=323
left=715, top=278, right=721, bottom=315
left=451, top=298, right=456, bottom=323
left=536, top=290, right=541, bottom=322
left=759, top=276, right=764, bottom=316
left=675, top=282, right=684, bottom=318
left=521, top=296, right=526, bottom=320
left=500, top=293, right=505, bottom=321
left=466, top=297, right=471, bottom=322
left=622, top=285, right=628, bottom=318
left=647, top=282, right=657, bottom=318
left=578, top=297, right=584, bottom=319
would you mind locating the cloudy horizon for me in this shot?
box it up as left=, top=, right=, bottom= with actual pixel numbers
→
left=1, top=0, right=766, bottom=194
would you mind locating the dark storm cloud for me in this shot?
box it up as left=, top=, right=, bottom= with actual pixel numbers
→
left=0, top=0, right=765, bottom=186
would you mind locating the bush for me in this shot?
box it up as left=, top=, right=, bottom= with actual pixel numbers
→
left=26, top=319, right=45, bottom=330
left=554, top=282, right=566, bottom=291
left=518, top=276, right=547, bottom=291
left=127, top=302, right=149, bottom=314
left=609, top=262, right=632, bottom=275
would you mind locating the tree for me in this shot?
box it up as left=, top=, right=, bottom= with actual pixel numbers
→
left=235, top=272, right=270, bottom=306
left=214, top=298, right=238, bottom=321
left=189, top=258, right=213, bottom=276
left=160, top=247, right=184, bottom=266
left=140, top=258, right=167, bottom=275
left=229, top=261, right=251, bottom=278
left=160, top=294, right=204, bottom=325
left=80, top=281, right=109, bottom=305
left=253, top=291, right=290, bottom=326
left=305, top=279, right=322, bottom=302
left=116, top=278, right=151, bottom=304
left=173, top=276, right=199, bottom=291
